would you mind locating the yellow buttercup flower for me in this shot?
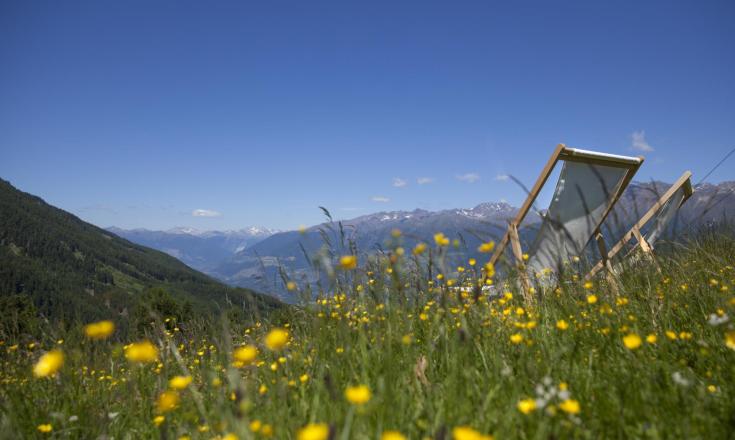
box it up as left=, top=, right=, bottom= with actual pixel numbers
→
left=37, top=424, right=53, bottom=433
left=264, top=328, right=289, bottom=351
left=434, top=232, right=450, bottom=246
left=33, top=350, right=64, bottom=378
left=452, top=426, right=493, bottom=440
left=725, top=330, right=735, bottom=350
left=84, top=320, right=115, bottom=340
left=153, top=415, right=165, bottom=426
left=156, top=390, right=180, bottom=413
left=556, top=320, right=569, bottom=330
left=339, top=255, right=357, bottom=270
left=382, top=431, right=407, bottom=440
left=413, top=242, right=427, bottom=255
left=517, top=398, right=537, bottom=414
left=477, top=241, right=495, bottom=253
left=646, top=334, right=657, bottom=344
left=586, top=295, right=598, bottom=304
left=233, top=345, right=258, bottom=365
left=452, top=426, right=491, bottom=440
left=125, top=341, right=158, bottom=363
left=297, top=423, right=329, bottom=440
left=345, top=384, right=372, bottom=405
left=169, top=375, right=192, bottom=390
left=558, top=398, right=581, bottom=414
left=286, top=281, right=297, bottom=291
left=484, top=262, right=495, bottom=277
left=509, top=333, right=523, bottom=344
left=261, top=425, right=274, bottom=437
left=250, top=420, right=262, bottom=432
left=623, top=333, right=642, bottom=350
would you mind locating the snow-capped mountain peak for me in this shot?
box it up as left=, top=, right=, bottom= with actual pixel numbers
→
left=161, top=226, right=280, bottom=237
left=167, top=226, right=203, bottom=235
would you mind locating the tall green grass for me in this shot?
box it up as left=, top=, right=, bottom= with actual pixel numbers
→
left=1, top=229, right=734, bottom=439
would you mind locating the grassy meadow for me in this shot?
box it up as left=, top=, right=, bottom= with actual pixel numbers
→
left=1, top=228, right=735, bottom=439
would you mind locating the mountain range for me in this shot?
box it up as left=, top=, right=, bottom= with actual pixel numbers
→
left=109, top=180, right=735, bottom=302
left=210, top=202, right=529, bottom=301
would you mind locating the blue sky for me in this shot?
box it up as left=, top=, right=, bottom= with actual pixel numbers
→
left=1, top=0, right=734, bottom=231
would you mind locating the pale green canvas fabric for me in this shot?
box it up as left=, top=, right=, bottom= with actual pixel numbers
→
left=643, top=186, right=687, bottom=246
left=527, top=161, right=628, bottom=275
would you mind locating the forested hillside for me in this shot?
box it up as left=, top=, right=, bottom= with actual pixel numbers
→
left=0, top=178, right=280, bottom=331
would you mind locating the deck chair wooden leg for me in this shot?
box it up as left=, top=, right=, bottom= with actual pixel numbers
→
left=631, top=226, right=661, bottom=274
left=595, top=230, right=621, bottom=295
left=509, top=223, right=533, bottom=303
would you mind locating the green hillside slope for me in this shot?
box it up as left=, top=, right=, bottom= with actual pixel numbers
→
left=0, top=178, right=280, bottom=326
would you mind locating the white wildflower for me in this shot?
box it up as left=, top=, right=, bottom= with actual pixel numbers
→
left=707, top=313, right=729, bottom=326
left=671, top=372, right=691, bottom=387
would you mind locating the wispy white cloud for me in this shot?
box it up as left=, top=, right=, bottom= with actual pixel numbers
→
left=78, top=204, right=119, bottom=215
left=495, top=174, right=509, bottom=181
left=456, top=173, right=480, bottom=183
left=631, top=130, right=654, bottom=152
left=392, top=177, right=407, bottom=188
left=192, top=209, right=222, bottom=217
left=417, top=177, right=434, bottom=185
left=371, top=196, right=390, bottom=203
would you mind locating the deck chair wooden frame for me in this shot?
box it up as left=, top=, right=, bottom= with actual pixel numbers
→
left=585, top=171, right=693, bottom=280
left=488, top=143, right=644, bottom=301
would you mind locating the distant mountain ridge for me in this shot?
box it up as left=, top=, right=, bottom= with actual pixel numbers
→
left=338, top=201, right=519, bottom=226
left=211, top=201, right=534, bottom=301
left=106, top=226, right=279, bottom=275
left=163, top=226, right=279, bottom=238
left=605, top=180, right=735, bottom=236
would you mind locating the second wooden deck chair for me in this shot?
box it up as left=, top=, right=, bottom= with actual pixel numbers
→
left=586, top=171, right=694, bottom=279
left=488, top=144, right=643, bottom=301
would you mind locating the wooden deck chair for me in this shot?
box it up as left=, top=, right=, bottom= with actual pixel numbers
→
left=586, top=171, right=694, bottom=279
left=488, top=144, right=644, bottom=302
